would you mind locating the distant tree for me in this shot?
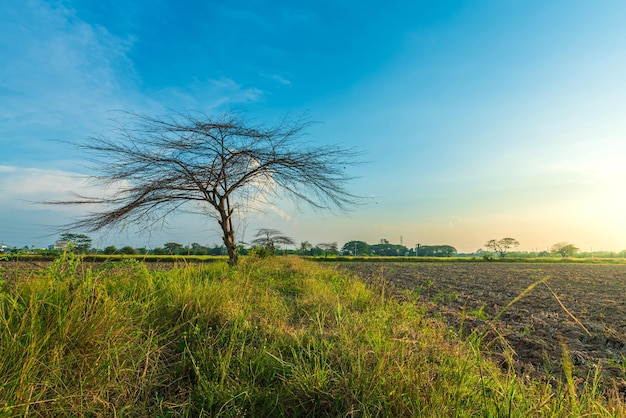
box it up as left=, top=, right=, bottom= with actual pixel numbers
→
left=60, top=233, right=92, bottom=254
left=341, top=240, right=370, bottom=256
left=420, top=245, right=457, bottom=257
left=251, top=229, right=295, bottom=255
left=119, top=246, right=136, bottom=255
left=163, top=242, right=185, bottom=255
left=317, top=242, right=338, bottom=257
left=236, top=241, right=248, bottom=255
left=48, top=112, right=363, bottom=266
left=551, top=242, right=579, bottom=257
left=103, top=245, right=118, bottom=254
left=208, top=245, right=226, bottom=256
left=151, top=247, right=167, bottom=255
left=370, top=242, right=408, bottom=256
left=299, top=241, right=313, bottom=255
left=190, top=242, right=208, bottom=256
left=485, top=238, right=520, bottom=258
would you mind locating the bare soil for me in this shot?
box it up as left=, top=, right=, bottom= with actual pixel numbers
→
left=335, top=261, right=626, bottom=395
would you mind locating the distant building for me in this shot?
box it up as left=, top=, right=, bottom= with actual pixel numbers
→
left=54, top=240, right=69, bottom=250
left=0, top=243, right=9, bottom=253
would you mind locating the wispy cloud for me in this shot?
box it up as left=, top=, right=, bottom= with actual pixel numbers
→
left=0, top=165, right=83, bottom=208
left=424, top=216, right=465, bottom=228
left=0, top=1, right=136, bottom=132
left=0, top=165, right=127, bottom=216
left=0, top=1, right=266, bottom=157
left=260, top=71, right=293, bottom=87
left=151, top=77, right=264, bottom=112
left=205, top=77, right=263, bottom=106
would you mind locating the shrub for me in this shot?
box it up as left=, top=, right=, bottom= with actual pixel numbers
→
left=249, top=246, right=271, bottom=258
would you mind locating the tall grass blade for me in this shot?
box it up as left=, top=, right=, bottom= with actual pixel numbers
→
left=492, top=276, right=551, bottom=321
left=544, top=282, right=591, bottom=336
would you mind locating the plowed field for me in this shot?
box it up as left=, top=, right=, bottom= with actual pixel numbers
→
left=336, top=262, right=626, bottom=395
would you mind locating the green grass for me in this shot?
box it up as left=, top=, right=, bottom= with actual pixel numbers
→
left=0, top=254, right=623, bottom=416
left=313, top=255, right=626, bottom=264
left=2, top=253, right=230, bottom=263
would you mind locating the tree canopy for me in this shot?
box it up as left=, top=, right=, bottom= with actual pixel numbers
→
left=51, top=111, right=363, bottom=266
left=417, top=245, right=457, bottom=257
left=369, top=242, right=408, bottom=256
left=341, top=240, right=370, bottom=256
left=251, top=228, right=296, bottom=255
left=485, top=238, right=520, bottom=258
left=551, top=242, right=579, bottom=257
left=59, top=233, right=92, bottom=254
left=316, top=242, right=339, bottom=257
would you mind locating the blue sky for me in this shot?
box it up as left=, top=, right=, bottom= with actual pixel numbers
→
left=2, top=0, right=626, bottom=252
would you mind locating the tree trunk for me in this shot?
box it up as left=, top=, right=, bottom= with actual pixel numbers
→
left=225, top=232, right=238, bottom=266
left=219, top=200, right=238, bottom=266
left=220, top=218, right=238, bottom=266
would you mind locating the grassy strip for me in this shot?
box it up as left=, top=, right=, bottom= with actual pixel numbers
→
left=0, top=254, right=229, bottom=263
left=5, top=253, right=626, bottom=265
left=0, top=254, right=623, bottom=416
left=312, top=256, right=626, bottom=264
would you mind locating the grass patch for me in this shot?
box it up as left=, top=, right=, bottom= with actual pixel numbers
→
left=0, top=254, right=623, bottom=416
left=2, top=254, right=230, bottom=263
left=311, top=256, right=626, bottom=264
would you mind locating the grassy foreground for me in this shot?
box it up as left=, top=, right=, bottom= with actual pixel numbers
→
left=0, top=254, right=623, bottom=417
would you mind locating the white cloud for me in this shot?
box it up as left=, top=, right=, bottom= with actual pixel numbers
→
left=205, top=77, right=263, bottom=106
left=266, top=204, right=292, bottom=221
left=260, top=71, right=293, bottom=87
left=0, top=165, right=125, bottom=214
left=0, top=1, right=137, bottom=132
left=152, top=77, right=264, bottom=112
left=0, top=0, right=269, bottom=171
left=0, top=166, right=84, bottom=196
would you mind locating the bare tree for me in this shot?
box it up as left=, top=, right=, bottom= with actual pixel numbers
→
left=50, top=112, right=362, bottom=266
left=299, top=241, right=313, bottom=255
left=485, top=237, right=520, bottom=258
left=251, top=228, right=296, bottom=255
left=317, top=242, right=338, bottom=258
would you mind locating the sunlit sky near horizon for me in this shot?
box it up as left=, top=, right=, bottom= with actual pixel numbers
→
left=2, top=0, right=626, bottom=253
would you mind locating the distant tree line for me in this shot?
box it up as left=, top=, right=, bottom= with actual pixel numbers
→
left=339, top=240, right=457, bottom=257
left=101, top=242, right=230, bottom=256
left=6, top=233, right=625, bottom=260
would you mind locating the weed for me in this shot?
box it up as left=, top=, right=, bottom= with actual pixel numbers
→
left=519, top=323, right=532, bottom=336
left=468, top=303, right=489, bottom=320
left=432, top=290, right=458, bottom=304
left=410, top=279, right=433, bottom=300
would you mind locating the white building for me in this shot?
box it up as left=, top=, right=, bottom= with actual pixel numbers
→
left=54, top=240, right=69, bottom=250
